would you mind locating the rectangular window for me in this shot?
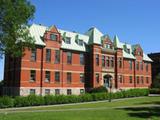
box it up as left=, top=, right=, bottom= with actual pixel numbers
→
left=55, top=50, right=60, bottom=63
left=30, top=70, right=36, bottom=82
left=67, top=72, right=72, bottom=84
left=65, top=37, right=71, bottom=44
left=136, top=61, right=139, bottom=70
left=102, top=55, right=105, bottom=67
left=119, top=58, right=122, bottom=68
left=129, top=60, right=132, bottom=70
left=67, top=52, right=72, bottom=64
left=55, top=72, right=60, bottom=83
left=50, top=34, right=57, bottom=40
left=67, top=89, right=72, bottom=95
left=141, top=76, right=144, bottom=84
left=146, top=63, right=148, bottom=72
left=140, top=61, right=143, bottom=70
left=119, top=75, right=123, bottom=83
left=30, top=89, right=35, bottom=95
left=137, top=76, right=139, bottom=84
left=46, top=49, right=51, bottom=62
left=106, top=56, right=110, bottom=67
left=78, top=39, right=83, bottom=46
left=96, top=54, right=99, bottom=66
left=96, top=73, right=99, bottom=83
left=55, top=89, right=60, bottom=95
left=45, top=71, right=50, bottom=82
left=127, top=49, right=130, bottom=54
left=80, top=53, right=84, bottom=65
left=31, top=49, right=36, bottom=61
left=129, top=76, right=132, bottom=83
left=146, top=77, right=149, bottom=83
left=80, top=89, right=85, bottom=94
left=45, top=89, right=50, bottom=95
left=111, top=57, right=114, bottom=68
left=80, top=73, right=84, bottom=83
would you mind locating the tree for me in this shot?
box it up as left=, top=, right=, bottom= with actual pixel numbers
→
left=152, top=73, right=160, bottom=88
left=0, top=0, right=35, bottom=57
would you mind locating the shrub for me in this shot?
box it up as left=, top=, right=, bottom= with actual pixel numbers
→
left=149, top=88, right=160, bottom=94
left=0, top=96, right=14, bottom=108
left=89, top=86, right=108, bottom=93
left=79, top=94, right=93, bottom=102
left=0, top=88, right=149, bottom=109
left=14, top=95, right=44, bottom=107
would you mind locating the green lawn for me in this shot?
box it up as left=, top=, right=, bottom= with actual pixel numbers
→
left=0, top=96, right=160, bottom=120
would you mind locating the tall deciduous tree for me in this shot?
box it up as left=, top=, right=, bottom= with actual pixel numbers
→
left=0, top=0, right=35, bottom=57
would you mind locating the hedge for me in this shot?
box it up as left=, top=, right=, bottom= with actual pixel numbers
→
left=0, top=88, right=149, bottom=108
left=149, top=88, right=160, bottom=94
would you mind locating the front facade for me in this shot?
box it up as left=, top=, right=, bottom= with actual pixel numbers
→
left=3, top=24, right=152, bottom=96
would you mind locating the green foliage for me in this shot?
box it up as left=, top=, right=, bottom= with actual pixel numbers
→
left=0, top=0, right=35, bottom=57
left=0, top=96, right=14, bottom=108
left=152, top=73, right=160, bottom=88
left=14, top=95, right=44, bottom=107
left=149, top=88, right=160, bottom=94
left=0, top=88, right=149, bottom=108
left=89, top=86, right=108, bottom=93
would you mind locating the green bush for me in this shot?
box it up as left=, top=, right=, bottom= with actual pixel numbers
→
left=79, top=94, right=93, bottom=102
left=149, top=88, right=160, bottom=94
left=89, top=86, right=108, bottom=93
left=14, top=95, right=44, bottom=107
left=0, top=96, right=14, bottom=108
left=0, top=88, right=149, bottom=109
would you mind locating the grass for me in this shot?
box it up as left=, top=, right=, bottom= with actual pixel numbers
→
left=0, top=96, right=160, bottom=120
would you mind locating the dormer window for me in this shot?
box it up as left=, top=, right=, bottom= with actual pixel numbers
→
left=78, top=39, right=83, bottom=46
left=138, top=51, right=141, bottom=56
left=50, top=34, right=57, bottom=40
left=127, top=49, right=130, bottom=54
left=65, top=37, right=71, bottom=44
left=106, top=44, right=112, bottom=49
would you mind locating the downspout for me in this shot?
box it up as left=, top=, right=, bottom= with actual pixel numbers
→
left=40, top=47, right=44, bottom=96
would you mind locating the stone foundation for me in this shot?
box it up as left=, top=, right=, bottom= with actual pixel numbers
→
left=3, top=87, right=85, bottom=96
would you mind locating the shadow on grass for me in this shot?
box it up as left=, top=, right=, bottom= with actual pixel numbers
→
left=117, top=106, right=160, bottom=119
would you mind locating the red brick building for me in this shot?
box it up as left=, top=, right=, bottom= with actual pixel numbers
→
left=3, top=24, right=152, bottom=96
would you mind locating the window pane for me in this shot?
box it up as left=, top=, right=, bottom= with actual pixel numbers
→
left=102, top=55, right=105, bottom=67
left=67, top=89, right=72, bottom=95
left=78, top=39, right=83, bottom=46
left=45, top=89, right=50, bottom=95
left=46, top=49, right=51, bottom=62
left=67, top=72, right=72, bottom=84
left=55, top=50, right=60, bottom=63
left=80, top=73, right=84, bottom=83
left=65, top=37, right=71, bottom=44
left=96, top=73, right=99, bottom=83
left=80, top=53, right=84, bottom=65
left=30, top=70, right=36, bottom=82
left=96, top=54, right=99, bottom=66
left=31, top=49, right=36, bottom=61
left=55, top=72, right=60, bottom=83
left=55, top=89, right=60, bottom=95
left=45, top=71, right=50, bottom=82
left=50, top=34, right=57, bottom=40
left=67, top=52, right=72, bottom=64
left=30, top=89, right=35, bottom=95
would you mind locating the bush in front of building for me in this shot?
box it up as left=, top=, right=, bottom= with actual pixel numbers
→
left=0, top=88, right=149, bottom=108
left=0, top=96, right=14, bottom=108
left=14, top=95, right=45, bottom=107
left=149, top=88, right=160, bottom=94
left=89, top=86, right=108, bottom=93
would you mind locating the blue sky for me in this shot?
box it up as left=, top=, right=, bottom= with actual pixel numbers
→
left=0, top=0, right=160, bottom=80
